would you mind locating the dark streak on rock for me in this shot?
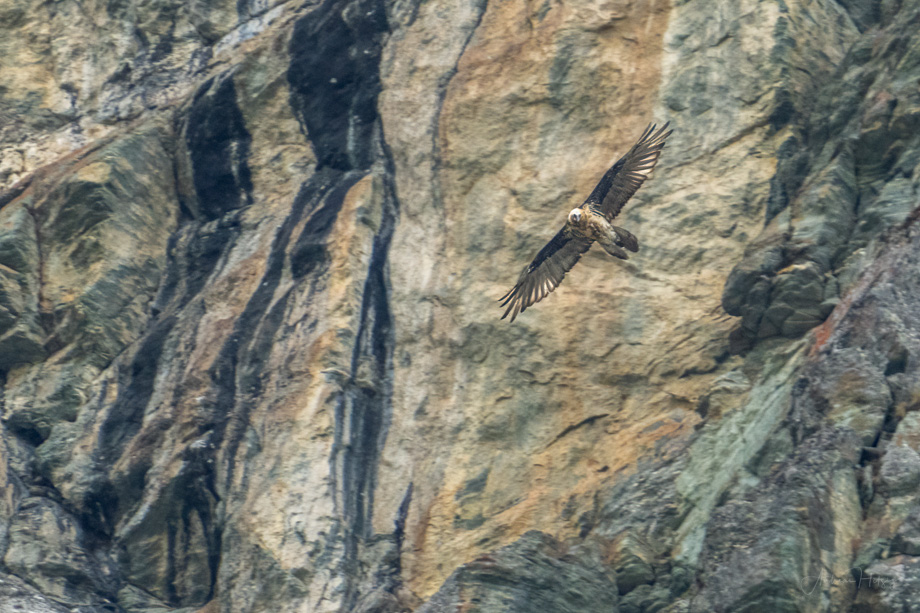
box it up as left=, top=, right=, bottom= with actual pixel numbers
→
left=290, top=177, right=356, bottom=279
left=547, top=413, right=611, bottom=448
left=185, top=72, right=254, bottom=220
left=764, top=134, right=811, bottom=224
left=83, top=116, right=251, bottom=590
left=211, top=167, right=359, bottom=494
left=333, top=154, right=398, bottom=609
left=153, top=212, right=244, bottom=316
left=174, top=439, right=222, bottom=603
left=285, top=0, right=410, bottom=607
left=98, top=315, right=177, bottom=469
left=287, top=0, right=388, bottom=171
left=394, top=482, right=413, bottom=561
left=80, top=314, right=177, bottom=540
left=81, top=73, right=263, bottom=578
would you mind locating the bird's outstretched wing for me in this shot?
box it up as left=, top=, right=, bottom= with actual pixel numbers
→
left=499, top=227, right=592, bottom=322
left=584, top=122, right=672, bottom=222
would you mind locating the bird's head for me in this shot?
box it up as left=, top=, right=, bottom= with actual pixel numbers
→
left=568, top=208, right=583, bottom=225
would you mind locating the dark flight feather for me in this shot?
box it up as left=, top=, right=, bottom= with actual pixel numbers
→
left=499, top=227, right=592, bottom=322
left=584, top=122, right=671, bottom=221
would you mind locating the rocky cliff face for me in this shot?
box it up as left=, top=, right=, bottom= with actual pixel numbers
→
left=1, top=0, right=920, bottom=611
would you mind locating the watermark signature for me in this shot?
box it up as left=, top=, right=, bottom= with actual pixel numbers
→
left=800, top=568, right=896, bottom=594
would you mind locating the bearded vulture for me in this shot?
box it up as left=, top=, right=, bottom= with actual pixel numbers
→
left=499, top=122, right=672, bottom=322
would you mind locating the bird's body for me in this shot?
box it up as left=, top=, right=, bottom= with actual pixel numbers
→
left=499, top=123, right=672, bottom=321
left=566, top=205, right=637, bottom=259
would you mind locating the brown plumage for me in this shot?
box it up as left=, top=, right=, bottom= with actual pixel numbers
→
left=499, top=122, right=672, bottom=322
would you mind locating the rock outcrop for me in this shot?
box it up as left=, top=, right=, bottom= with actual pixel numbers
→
left=1, top=0, right=920, bottom=611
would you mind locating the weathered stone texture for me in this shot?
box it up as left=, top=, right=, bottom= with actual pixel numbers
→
left=2, top=0, right=920, bottom=611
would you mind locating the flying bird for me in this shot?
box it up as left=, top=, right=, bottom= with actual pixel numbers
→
left=499, top=122, right=672, bottom=322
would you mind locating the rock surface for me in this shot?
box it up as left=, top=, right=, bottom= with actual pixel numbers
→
left=1, top=0, right=920, bottom=611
